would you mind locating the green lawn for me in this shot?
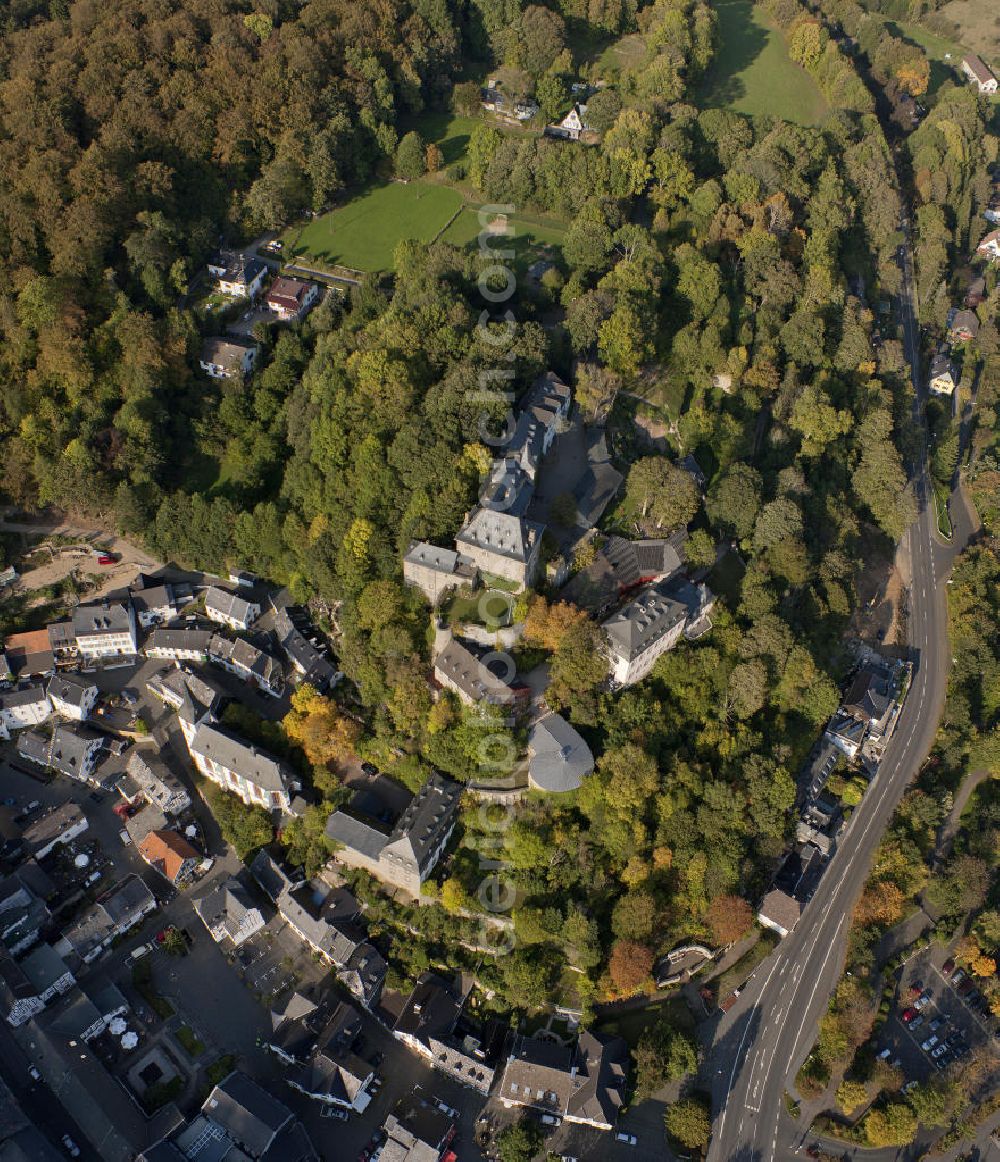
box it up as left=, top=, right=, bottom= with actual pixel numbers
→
left=440, top=207, right=566, bottom=255
left=287, top=182, right=463, bottom=273
left=696, top=0, right=828, bottom=125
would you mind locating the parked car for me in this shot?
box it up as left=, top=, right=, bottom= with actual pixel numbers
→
left=28, top=1066, right=40, bottom=1081
left=914, top=990, right=932, bottom=1010
left=878, top=1047, right=891, bottom=1059
left=942, top=958, right=955, bottom=975
left=61, top=1135, right=80, bottom=1157
left=119, top=829, right=131, bottom=845
left=320, top=1107, right=350, bottom=1121
left=435, top=1101, right=459, bottom=1119
left=921, top=1035, right=938, bottom=1051
left=910, top=1015, right=924, bottom=1029
left=931, top=1044, right=949, bottom=1058
left=96, top=554, right=116, bottom=565
left=615, top=1132, right=638, bottom=1145
left=952, top=969, right=967, bottom=986
left=929, top=1017, right=944, bottom=1032
left=901, top=1007, right=918, bottom=1022
left=541, top=1114, right=561, bottom=1126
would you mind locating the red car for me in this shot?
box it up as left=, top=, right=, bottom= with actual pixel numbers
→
left=901, top=1007, right=918, bottom=1022
left=96, top=554, right=116, bottom=565
left=942, top=959, right=955, bottom=976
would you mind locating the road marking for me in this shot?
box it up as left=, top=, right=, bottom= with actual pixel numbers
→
left=714, top=952, right=785, bottom=1147
left=789, top=915, right=847, bottom=1062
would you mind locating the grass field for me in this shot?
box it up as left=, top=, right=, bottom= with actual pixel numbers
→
left=440, top=207, right=567, bottom=253
left=696, top=0, right=828, bottom=125
left=287, top=183, right=463, bottom=272
left=939, top=0, right=1000, bottom=66
left=284, top=110, right=567, bottom=273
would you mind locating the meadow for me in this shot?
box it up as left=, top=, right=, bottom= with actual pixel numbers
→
left=696, top=0, right=828, bottom=126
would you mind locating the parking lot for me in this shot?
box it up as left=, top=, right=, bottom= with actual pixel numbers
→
left=878, top=944, right=999, bottom=1085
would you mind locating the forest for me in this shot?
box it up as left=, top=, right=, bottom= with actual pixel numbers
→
left=0, top=0, right=994, bottom=1011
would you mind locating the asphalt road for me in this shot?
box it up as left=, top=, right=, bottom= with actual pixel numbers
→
left=706, top=228, right=959, bottom=1162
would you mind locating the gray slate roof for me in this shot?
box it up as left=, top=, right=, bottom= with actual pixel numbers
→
left=455, top=506, right=543, bottom=564
left=202, top=1071, right=292, bottom=1157
left=434, top=635, right=513, bottom=704
left=602, top=586, right=687, bottom=661
left=528, top=713, right=594, bottom=792
left=189, top=724, right=291, bottom=795
left=0, top=683, right=49, bottom=711
left=72, top=600, right=132, bottom=638
left=204, top=586, right=257, bottom=625
left=47, top=672, right=97, bottom=710
left=145, top=628, right=213, bottom=655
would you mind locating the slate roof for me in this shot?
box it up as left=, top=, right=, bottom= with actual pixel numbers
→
left=22, top=802, right=86, bottom=850
left=0, top=683, right=49, bottom=712
left=963, top=53, right=996, bottom=86
left=404, top=543, right=462, bottom=574
left=249, top=850, right=292, bottom=904
left=72, top=600, right=133, bottom=638
left=949, top=308, right=980, bottom=337
left=130, top=584, right=176, bottom=617
left=99, top=874, right=155, bottom=926
left=929, top=351, right=954, bottom=379
left=381, top=773, right=461, bottom=877
left=393, top=973, right=461, bottom=1045
left=47, top=672, right=97, bottom=710
left=434, top=635, right=513, bottom=704
left=204, top=586, right=258, bottom=626
left=20, top=942, right=71, bottom=992
left=193, top=877, right=262, bottom=943
left=527, top=713, right=594, bottom=792
left=189, top=724, right=291, bottom=795
left=843, top=669, right=893, bottom=723
left=324, top=812, right=389, bottom=862
left=273, top=608, right=336, bottom=688
left=145, top=628, right=213, bottom=655
left=759, top=888, right=802, bottom=933
left=455, top=506, right=543, bottom=565
left=602, top=586, right=687, bottom=661
left=125, top=750, right=191, bottom=812
left=208, top=635, right=282, bottom=689
left=202, top=1071, right=292, bottom=1157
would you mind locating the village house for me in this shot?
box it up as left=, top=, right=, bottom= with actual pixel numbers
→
left=207, top=250, right=268, bottom=298
left=948, top=307, right=980, bottom=343
left=57, top=875, right=156, bottom=963
left=204, top=585, right=261, bottom=631
left=137, top=829, right=200, bottom=886
left=3, top=628, right=56, bottom=679
left=380, top=1093, right=457, bottom=1162
left=527, top=713, right=594, bottom=793
left=193, top=876, right=266, bottom=947
left=72, top=599, right=138, bottom=659
left=547, top=103, right=592, bottom=141
left=961, top=54, right=998, bottom=94
left=433, top=631, right=521, bottom=708
left=402, top=542, right=478, bottom=606
left=200, top=1070, right=309, bottom=1160
left=147, top=664, right=223, bottom=725
left=18, top=723, right=104, bottom=784
left=977, top=228, right=1000, bottom=261
left=209, top=634, right=284, bottom=697
left=265, top=276, right=319, bottom=321
left=119, top=748, right=192, bottom=815
left=144, top=626, right=213, bottom=662
left=129, top=582, right=178, bottom=628
left=284, top=1002, right=376, bottom=1114
left=272, top=606, right=338, bottom=691
left=758, top=888, right=802, bottom=938
left=186, top=723, right=297, bottom=812
left=391, top=973, right=496, bottom=1095
left=0, top=943, right=75, bottom=1025
left=602, top=580, right=714, bottom=687
left=823, top=712, right=866, bottom=759
left=325, top=772, right=461, bottom=898
left=0, top=684, right=51, bottom=739
left=46, top=672, right=99, bottom=721
left=928, top=350, right=957, bottom=395
left=498, top=1030, right=629, bottom=1131
left=22, top=803, right=88, bottom=860
left=199, top=336, right=258, bottom=380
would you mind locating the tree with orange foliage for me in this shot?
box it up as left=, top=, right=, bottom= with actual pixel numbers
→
left=854, top=880, right=904, bottom=928
left=283, top=684, right=361, bottom=769
left=705, top=894, right=754, bottom=947
left=522, top=596, right=588, bottom=652
left=609, top=939, right=653, bottom=995
left=971, top=954, right=997, bottom=978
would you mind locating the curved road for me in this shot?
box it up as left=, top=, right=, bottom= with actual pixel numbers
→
left=706, top=228, right=961, bottom=1161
